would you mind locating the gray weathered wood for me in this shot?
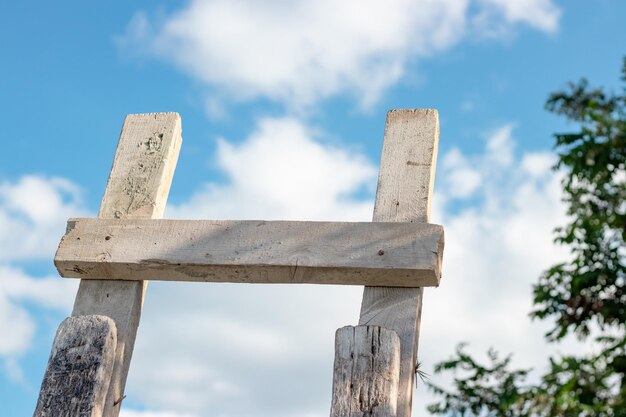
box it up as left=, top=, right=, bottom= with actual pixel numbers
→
left=358, top=109, right=440, bottom=417
left=69, top=113, right=182, bottom=417
left=55, top=218, right=444, bottom=287
left=330, top=326, right=400, bottom=417
left=34, top=315, right=117, bottom=417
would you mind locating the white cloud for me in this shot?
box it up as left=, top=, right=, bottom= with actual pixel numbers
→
left=0, top=265, right=78, bottom=380
left=0, top=291, right=33, bottom=357
left=167, top=117, right=376, bottom=221
left=0, top=175, right=90, bottom=261
left=480, top=0, right=561, bottom=33
left=441, top=148, right=482, bottom=198
left=119, top=0, right=560, bottom=109
left=4, top=357, right=25, bottom=384
left=129, top=281, right=363, bottom=417
left=522, top=152, right=555, bottom=177
left=0, top=176, right=83, bottom=378
left=486, top=123, right=515, bottom=167
left=440, top=124, right=517, bottom=200
left=0, top=265, right=78, bottom=312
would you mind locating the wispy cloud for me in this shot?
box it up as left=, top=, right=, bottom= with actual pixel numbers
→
left=167, top=117, right=376, bottom=221
left=0, top=176, right=82, bottom=376
left=0, top=175, right=90, bottom=261
left=118, top=0, right=560, bottom=110
left=477, top=0, right=561, bottom=33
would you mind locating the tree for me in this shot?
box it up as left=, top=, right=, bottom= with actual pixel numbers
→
left=428, top=58, right=626, bottom=416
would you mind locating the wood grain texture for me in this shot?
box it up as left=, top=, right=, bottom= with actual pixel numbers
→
left=359, top=109, right=440, bottom=417
left=330, top=326, right=400, bottom=417
left=34, top=316, right=117, bottom=417
left=70, top=113, right=182, bottom=417
left=55, top=218, right=444, bottom=287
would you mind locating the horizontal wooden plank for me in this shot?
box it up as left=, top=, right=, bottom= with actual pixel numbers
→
left=55, top=218, right=444, bottom=287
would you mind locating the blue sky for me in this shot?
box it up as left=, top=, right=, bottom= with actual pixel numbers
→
left=1, top=1, right=625, bottom=416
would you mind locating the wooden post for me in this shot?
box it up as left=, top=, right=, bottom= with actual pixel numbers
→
left=43, top=113, right=182, bottom=417
left=357, top=110, right=440, bottom=417
left=34, top=316, right=117, bottom=417
left=330, top=326, right=400, bottom=417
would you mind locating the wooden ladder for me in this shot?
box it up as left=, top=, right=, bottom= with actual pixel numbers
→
left=33, top=110, right=443, bottom=417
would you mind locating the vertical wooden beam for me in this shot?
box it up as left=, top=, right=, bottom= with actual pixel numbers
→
left=358, top=110, right=439, bottom=417
left=69, top=113, right=182, bottom=417
left=330, top=326, right=400, bottom=417
left=34, top=316, right=117, bottom=417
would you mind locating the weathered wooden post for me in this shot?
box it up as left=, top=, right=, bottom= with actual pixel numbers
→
left=34, top=316, right=117, bottom=417
left=331, top=325, right=401, bottom=417
left=35, top=109, right=442, bottom=417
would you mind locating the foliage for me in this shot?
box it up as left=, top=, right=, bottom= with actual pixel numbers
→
left=428, top=341, right=626, bottom=416
left=428, top=58, right=626, bottom=416
left=427, top=345, right=534, bottom=417
left=532, top=60, right=626, bottom=340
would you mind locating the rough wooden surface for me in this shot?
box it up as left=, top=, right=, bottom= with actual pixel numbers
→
left=358, top=109, right=440, bottom=417
left=330, top=326, right=400, bottom=417
left=34, top=315, right=117, bottom=417
left=55, top=218, right=444, bottom=287
left=70, top=113, right=182, bottom=417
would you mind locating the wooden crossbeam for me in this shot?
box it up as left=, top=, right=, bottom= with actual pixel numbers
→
left=55, top=218, right=444, bottom=287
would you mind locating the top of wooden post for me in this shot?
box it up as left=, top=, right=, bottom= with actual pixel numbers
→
left=374, top=109, right=438, bottom=223
left=99, top=112, right=182, bottom=220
